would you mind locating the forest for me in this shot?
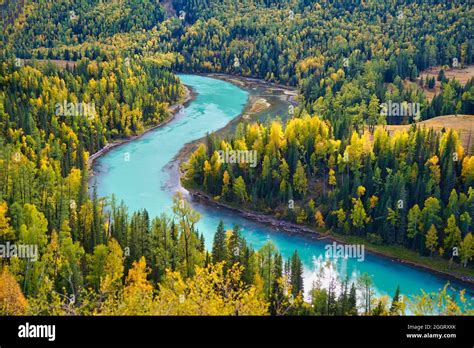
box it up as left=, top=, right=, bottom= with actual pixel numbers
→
left=184, top=114, right=474, bottom=266
left=0, top=0, right=473, bottom=316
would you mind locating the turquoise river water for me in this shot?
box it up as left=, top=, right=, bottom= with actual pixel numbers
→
left=93, top=75, right=473, bottom=303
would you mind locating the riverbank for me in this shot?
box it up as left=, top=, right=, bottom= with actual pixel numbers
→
left=88, top=71, right=294, bottom=173
left=186, top=188, right=474, bottom=288
left=206, top=73, right=299, bottom=106
left=173, top=73, right=297, bottom=164
left=88, top=84, right=195, bottom=172
left=174, top=77, right=474, bottom=288
left=189, top=190, right=317, bottom=235
left=89, top=72, right=474, bottom=300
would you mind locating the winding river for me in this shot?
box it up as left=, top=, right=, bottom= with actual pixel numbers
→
left=93, top=74, right=474, bottom=302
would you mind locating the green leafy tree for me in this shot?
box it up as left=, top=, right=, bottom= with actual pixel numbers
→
left=425, top=225, right=438, bottom=257
left=444, top=215, right=462, bottom=263
left=293, top=161, right=308, bottom=197
left=233, top=176, right=249, bottom=203
left=459, top=233, right=474, bottom=268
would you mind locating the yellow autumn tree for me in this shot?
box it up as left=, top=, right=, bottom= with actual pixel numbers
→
left=0, top=267, right=28, bottom=315
left=459, top=233, right=474, bottom=268
left=293, top=160, right=308, bottom=197
left=425, top=225, right=438, bottom=257
left=115, top=257, right=154, bottom=315
left=100, top=239, right=125, bottom=295
left=369, top=195, right=379, bottom=209
left=409, top=284, right=473, bottom=315
left=203, top=160, right=212, bottom=190
left=357, top=185, right=366, bottom=197
left=222, top=170, right=230, bottom=198
left=0, top=201, right=14, bottom=240
left=315, top=211, right=325, bottom=229
left=426, top=155, right=441, bottom=185
left=266, top=121, right=286, bottom=157
left=328, top=168, right=336, bottom=186
left=461, top=156, right=474, bottom=186
left=154, top=262, right=268, bottom=315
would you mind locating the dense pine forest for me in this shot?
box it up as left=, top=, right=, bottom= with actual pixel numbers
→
left=0, top=0, right=473, bottom=316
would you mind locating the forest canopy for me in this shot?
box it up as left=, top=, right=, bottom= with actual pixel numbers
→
left=0, top=0, right=473, bottom=316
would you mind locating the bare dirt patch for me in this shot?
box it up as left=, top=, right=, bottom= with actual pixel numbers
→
left=385, top=115, right=474, bottom=153
left=408, top=65, right=474, bottom=102
left=248, top=98, right=270, bottom=113
left=421, top=65, right=474, bottom=86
